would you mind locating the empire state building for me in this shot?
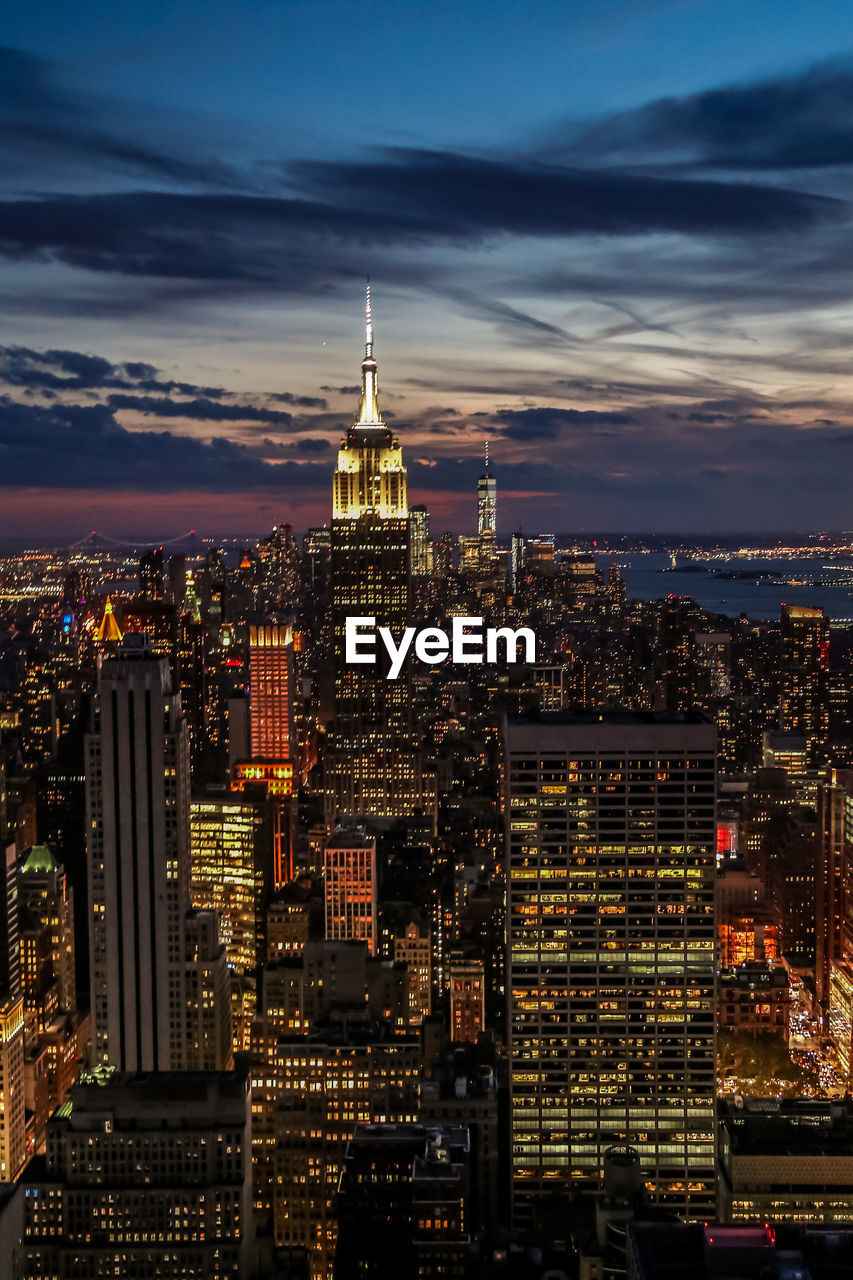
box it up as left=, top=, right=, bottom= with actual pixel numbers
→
left=328, top=288, right=425, bottom=820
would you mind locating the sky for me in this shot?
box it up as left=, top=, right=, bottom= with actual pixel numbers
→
left=5, top=1, right=853, bottom=538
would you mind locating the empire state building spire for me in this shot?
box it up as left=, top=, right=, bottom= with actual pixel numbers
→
left=355, top=278, right=382, bottom=427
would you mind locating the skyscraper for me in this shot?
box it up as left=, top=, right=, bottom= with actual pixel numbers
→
left=477, top=443, right=496, bottom=536
left=409, top=504, right=434, bottom=577
left=86, top=637, right=231, bottom=1072
left=328, top=286, right=423, bottom=820
left=506, top=711, right=717, bottom=1224
left=816, top=769, right=853, bottom=1021
left=780, top=603, right=829, bottom=764
left=248, top=623, right=294, bottom=761
left=324, top=822, right=378, bottom=955
left=0, top=838, right=25, bottom=1183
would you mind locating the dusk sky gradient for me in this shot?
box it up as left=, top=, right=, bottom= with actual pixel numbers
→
left=6, top=1, right=853, bottom=538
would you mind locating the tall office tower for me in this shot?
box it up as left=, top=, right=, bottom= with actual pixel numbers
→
left=409, top=504, right=434, bottom=576
left=506, top=711, right=717, bottom=1225
left=258, top=521, right=301, bottom=614
left=510, top=531, right=525, bottom=592
left=328, top=287, right=423, bottom=820
left=21, top=1069, right=253, bottom=1279
left=816, top=769, right=853, bottom=1020
left=177, top=609, right=206, bottom=772
left=524, top=535, right=556, bottom=577
left=138, top=546, right=165, bottom=600
left=394, top=919, right=432, bottom=1023
left=274, top=1024, right=420, bottom=1277
left=191, top=791, right=274, bottom=974
left=190, top=789, right=274, bottom=1050
left=0, top=841, right=20, bottom=999
left=303, top=526, right=332, bottom=592
left=0, top=839, right=25, bottom=1183
left=434, top=530, right=453, bottom=579
left=0, top=994, right=25, bottom=1182
left=780, top=603, right=829, bottom=764
left=448, top=949, right=485, bottom=1043
left=86, top=637, right=231, bottom=1072
left=166, top=552, right=186, bottom=605
left=249, top=623, right=294, bottom=761
left=251, top=939, right=409, bottom=1224
left=324, top=823, right=378, bottom=954
left=477, top=443, right=497, bottom=535
left=19, top=846, right=76, bottom=1044
left=19, top=845, right=75, bottom=1016
left=659, top=596, right=699, bottom=711
left=229, top=623, right=296, bottom=884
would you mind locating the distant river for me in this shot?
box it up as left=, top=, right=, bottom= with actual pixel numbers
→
left=606, top=553, right=853, bottom=621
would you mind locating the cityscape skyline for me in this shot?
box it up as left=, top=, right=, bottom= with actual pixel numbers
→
left=8, top=7, right=853, bottom=1277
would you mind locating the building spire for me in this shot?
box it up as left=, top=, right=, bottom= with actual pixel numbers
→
left=365, top=277, right=373, bottom=360
left=356, top=277, right=382, bottom=426
left=484, top=439, right=489, bottom=474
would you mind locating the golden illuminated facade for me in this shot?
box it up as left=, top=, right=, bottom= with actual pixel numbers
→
left=190, top=792, right=274, bottom=1051
left=191, top=795, right=273, bottom=974
left=0, top=993, right=25, bottom=1182
left=506, top=712, right=717, bottom=1225
left=328, top=286, right=424, bottom=820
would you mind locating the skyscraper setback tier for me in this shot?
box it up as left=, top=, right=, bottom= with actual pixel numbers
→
left=506, top=711, right=717, bottom=1224
left=328, top=287, right=424, bottom=820
left=85, top=638, right=231, bottom=1072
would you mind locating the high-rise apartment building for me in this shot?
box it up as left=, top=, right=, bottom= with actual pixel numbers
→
left=506, top=711, right=717, bottom=1224
left=86, top=637, right=231, bottom=1072
left=780, top=603, right=829, bottom=764
left=21, top=1068, right=253, bottom=1279
left=328, top=287, right=424, bottom=820
left=324, top=823, right=378, bottom=955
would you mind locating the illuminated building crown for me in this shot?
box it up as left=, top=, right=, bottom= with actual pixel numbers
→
left=333, top=283, right=407, bottom=520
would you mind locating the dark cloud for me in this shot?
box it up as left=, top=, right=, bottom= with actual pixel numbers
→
left=561, top=60, right=853, bottom=172
left=497, top=407, right=637, bottom=441
left=106, top=393, right=297, bottom=425
left=0, top=396, right=327, bottom=492
left=0, top=157, right=838, bottom=294
left=0, top=347, right=325, bottom=418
